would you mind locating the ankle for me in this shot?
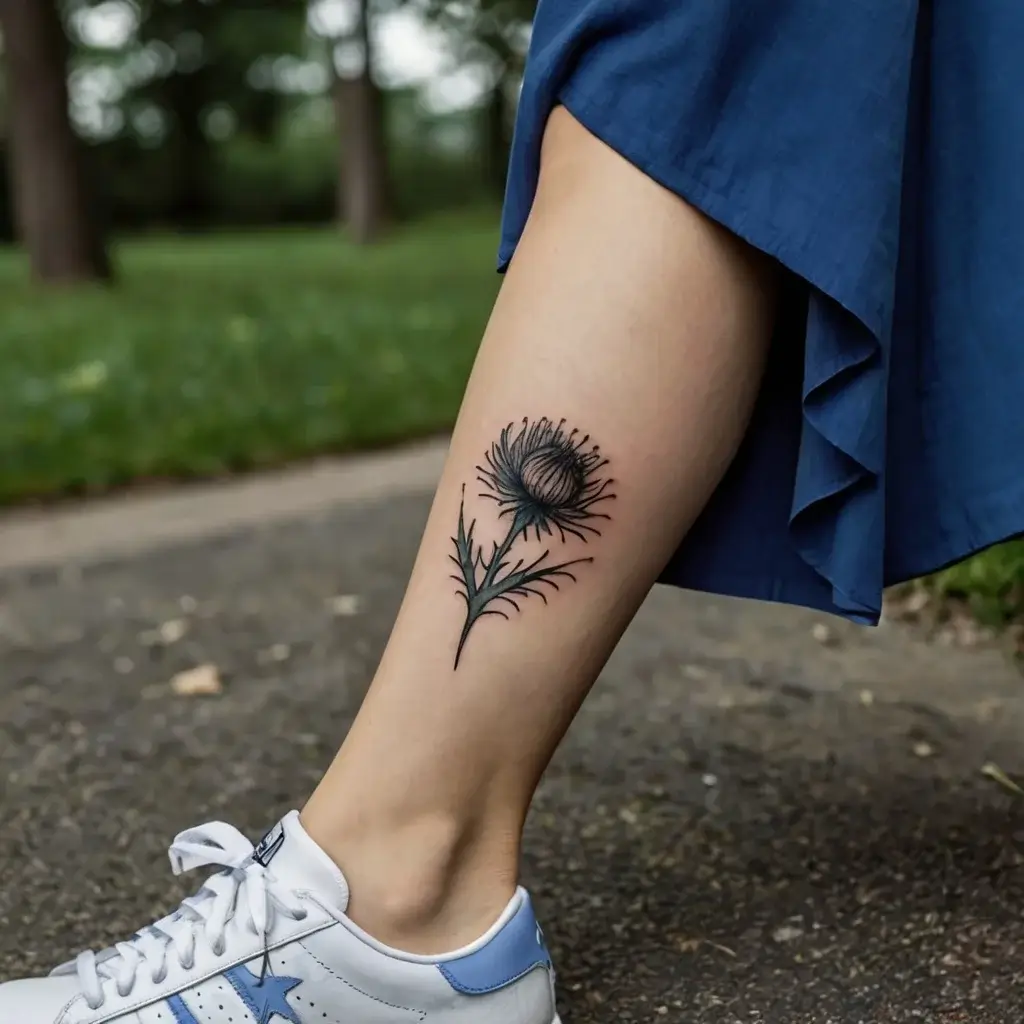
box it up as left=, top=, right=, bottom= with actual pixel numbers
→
left=301, top=808, right=520, bottom=954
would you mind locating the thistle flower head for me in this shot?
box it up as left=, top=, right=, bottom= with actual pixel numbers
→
left=477, top=417, right=615, bottom=542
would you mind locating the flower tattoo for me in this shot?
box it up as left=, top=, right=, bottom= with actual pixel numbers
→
left=449, top=417, right=616, bottom=668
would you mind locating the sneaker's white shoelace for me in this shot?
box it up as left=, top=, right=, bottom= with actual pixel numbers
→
left=54, top=822, right=307, bottom=1011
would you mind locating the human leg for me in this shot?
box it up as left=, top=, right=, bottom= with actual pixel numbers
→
left=0, top=107, right=778, bottom=1024
left=302, top=106, right=778, bottom=952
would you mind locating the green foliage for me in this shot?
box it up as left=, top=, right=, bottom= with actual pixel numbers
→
left=200, top=97, right=493, bottom=228
left=128, top=0, right=307, bottom=136
left=0, top=1, right=522, bottom=241
left=926, top=540, right=1024, bottom=626
left=68, top=0, right=308, bottom=131
left=422, top=0, right=537, bottom=70
left=100, top=2, right=306, bottom=224
left=0, top=211, right=501, bottom=503
left=82, top=87, right=491, bottom=232
left=207, top=128, right=335, bottom=225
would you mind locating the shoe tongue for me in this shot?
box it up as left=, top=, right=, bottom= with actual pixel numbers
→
left=251, top=811, right=350, bottom=911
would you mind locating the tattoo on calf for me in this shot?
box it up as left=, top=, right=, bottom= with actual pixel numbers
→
left=449, top=417, right=616, bottom=669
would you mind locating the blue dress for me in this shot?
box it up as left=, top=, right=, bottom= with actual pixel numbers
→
left=499, top=0, right=1024, bottom=624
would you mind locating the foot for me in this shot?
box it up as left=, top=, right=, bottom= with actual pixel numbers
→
left=0, top=812, right=560, bottom=1024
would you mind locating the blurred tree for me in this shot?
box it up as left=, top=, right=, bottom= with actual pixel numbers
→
left=129, top=0, right=306, bottom=228
left=0, top=0, right=112, bottom=281
left=424, top=0, right=535, bottom=197
left=69, top=0, right=307, bottom=229
left=328, top=0, right=394, bottom=243
left=0, top=34, right=13, bottom=241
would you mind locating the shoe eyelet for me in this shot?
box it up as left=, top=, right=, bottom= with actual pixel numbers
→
left=296, top=910, right=309, bottom=921
left=212, top=941, right=226, bottom=957
left=152, top=970, right=167, bottom=985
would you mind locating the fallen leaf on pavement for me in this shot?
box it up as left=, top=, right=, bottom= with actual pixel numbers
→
left=160, top=618, right=188, bottom=644
left=170, top=663, right=222, bottom=697
left=811, top=622, right=839, bottom=646
left=328, top=594, right=362, bottom=617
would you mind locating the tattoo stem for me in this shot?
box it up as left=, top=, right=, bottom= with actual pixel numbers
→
left=454, top=512, right=521, bottom=669
left=452, top=500, right=590, bottom=669
left=454, top=617, right=474, bottom=671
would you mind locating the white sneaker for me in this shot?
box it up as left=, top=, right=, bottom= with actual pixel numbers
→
left=0, top=812, right=560, bottom=1024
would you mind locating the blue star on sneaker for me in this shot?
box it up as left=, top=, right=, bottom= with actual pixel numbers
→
left=224, top=964, right=303, bottom=1024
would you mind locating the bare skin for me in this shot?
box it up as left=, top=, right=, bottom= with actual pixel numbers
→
left=301, top=106, right=779, bottom=953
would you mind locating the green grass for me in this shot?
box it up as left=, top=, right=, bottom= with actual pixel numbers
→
left=4, top=214, right=1022, bottom=633
left=0, top=210, right=501, bottom=503
left=924, top=539, right=1024, bottom=629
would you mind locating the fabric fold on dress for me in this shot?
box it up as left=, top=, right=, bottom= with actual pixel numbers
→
left=498, top=0, right=1024, bottom=623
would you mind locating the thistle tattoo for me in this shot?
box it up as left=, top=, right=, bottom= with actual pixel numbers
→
left=450, top=417, right=616, bottom=668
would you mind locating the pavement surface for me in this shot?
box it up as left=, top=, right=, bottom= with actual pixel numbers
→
left=2, top=457, right=1024, bottom=1023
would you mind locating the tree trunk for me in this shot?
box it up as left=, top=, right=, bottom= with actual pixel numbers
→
left=166, top=77, right=213, bottom=232
left=333, top=0, right=392, bottom=244
left=482, top=75, right=512, bottom=200
left=0, top=0, right=112, bottom=282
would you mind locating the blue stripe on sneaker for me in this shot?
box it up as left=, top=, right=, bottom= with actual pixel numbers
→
left=166, top=994, right=201, bottom=1024
left=438, top=894, right=552, bottom=995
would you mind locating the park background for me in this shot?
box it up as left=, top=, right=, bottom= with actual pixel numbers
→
left=0, top=0, right=1021, bottom=639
